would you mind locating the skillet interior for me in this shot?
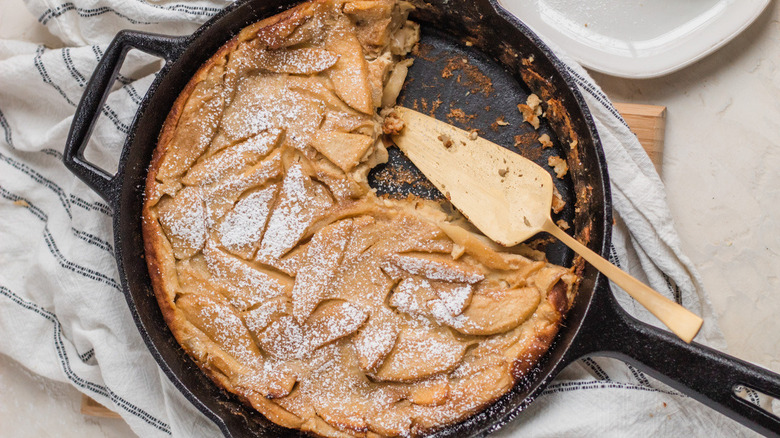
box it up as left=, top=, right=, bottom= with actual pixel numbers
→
left=113, top=0, right=611, bottom=436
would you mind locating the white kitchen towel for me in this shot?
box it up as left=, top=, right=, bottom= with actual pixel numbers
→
left=0, top=0, right=761, bottom=436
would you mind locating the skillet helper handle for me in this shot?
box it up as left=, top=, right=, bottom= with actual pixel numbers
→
left=63, top=30, right=184, bottom=202
left=570, top=289, right=780, bottom=436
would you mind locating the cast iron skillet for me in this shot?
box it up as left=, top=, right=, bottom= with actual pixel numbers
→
left=63, top=0, right=780, bottom=436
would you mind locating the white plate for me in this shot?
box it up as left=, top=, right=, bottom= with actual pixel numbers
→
left=498, top=0, right=770, bottom=78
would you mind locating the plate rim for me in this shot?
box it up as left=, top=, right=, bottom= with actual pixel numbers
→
left=498, top=0, right=771, bottom=78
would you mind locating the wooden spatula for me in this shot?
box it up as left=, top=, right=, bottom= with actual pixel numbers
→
left=390, top=106, right=703, bottom=343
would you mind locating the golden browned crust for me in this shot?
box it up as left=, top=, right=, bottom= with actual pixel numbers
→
left=141, top=2, right=577, bottom=437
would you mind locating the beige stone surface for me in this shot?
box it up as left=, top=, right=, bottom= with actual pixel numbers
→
left=591, top=1, right=780, bottom=375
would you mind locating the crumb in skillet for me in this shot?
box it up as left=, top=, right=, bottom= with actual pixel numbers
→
left=551, top=185, right=566, bottom=213
left=517, top=93, right=543, bottom=129
left=548, top=155, right=568, bottom=179
left=446, top=108, right=476, bottom=124
left=538, top=133, right=553, bottom=149
left=382, top=110, right=405, bottom=135
left=556, top=219, right=570, bottom=230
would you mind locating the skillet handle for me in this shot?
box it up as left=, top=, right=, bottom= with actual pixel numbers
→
left=63, top=30, right=185, bottom=203
left=566, top=286, right=780, bottom=436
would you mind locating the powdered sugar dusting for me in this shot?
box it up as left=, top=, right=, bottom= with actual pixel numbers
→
left=389, top=278, right=434, bottom=317
left=387, top=253, right=485, bottom=284
left=256, top=47, right=339, bottom=74
left=389, top=278, right=472, bottom=328
left=354, top=319, right=399, bottom=371
left=291, top=220, right=352, bottom=322
left=259, top=315, right=307, bottom=360
left=428, top=283, right=472, bottom=327
left=185, top=128, right=282, bottom=185
left=217, top=184, right=278, bottom=255
left=375, top=328, right=466, bottom=381
left=187, top=296, right=263, bottom=370
left=307, top=301, right=367, bottom=350
left=204, top=151, right=283, bottom=228
left=257, top=162, right=333, bottom=261
left=243, top=298, right=289, bottom=334
left=159, top=187, right=207, bottom=257
left=222, top=76, right=324, bottom=150
left=203, top=240, right=288, bottom=302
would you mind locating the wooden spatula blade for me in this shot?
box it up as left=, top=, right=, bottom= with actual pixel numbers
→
left=391, top=106, right=553, bottom=246
left=391, top=106, right=703, bottom=343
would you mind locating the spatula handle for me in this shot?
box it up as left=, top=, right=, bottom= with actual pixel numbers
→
left=542, top=219, right=703, bottom=343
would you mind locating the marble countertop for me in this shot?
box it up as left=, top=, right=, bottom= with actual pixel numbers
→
left=1, top=1, right=778, bottom=436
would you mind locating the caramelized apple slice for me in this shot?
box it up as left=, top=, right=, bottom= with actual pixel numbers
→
left=216, top=183, right=279, bottom=259
left=306, top=300, right=368, bottom=350
left=176, top=293, right=264, bottom=369
left=287, top=75, right=363, bottom=114
left=157, top=76, right=224, bottom=182
left=204, top=150, right=283, bottom=225
left=373, top=328, right=468, bottom=381
left=382, top=59, right=412, bottom=108
left=437, top=222, right=511, bottom=270
left=257, top=315, right=306, bottom=360
left=256, top=162, right=334, bottom=261
left=157, top=186, right=206, bottom=259
left=260, top=360, right=299, bottom=399
left=381, top=253, right=485, bottom=284
left=353, top=315, right=400, bottom=371
left=367, top=52, right=393, bottom=108
left=411, top=363, right=513, bottom=431
left=431, top=281, right=473, bottom=315
left=264, top=240, right=308, bottom=277
left=409, top=376, right=449, bottom=406
left=242, top=296, right=293, bottom=335
left=388, top=277, right=437, bottom=317
left=343, top=0, right=394, bottom=20
left=450, top=286, right=541, bottom=336
left=315, top=402, right=369, bottom=435
left=178, top=257, right=274, bottom=311
left=254, top=1, right=323, bottom=49
left=291, top=219, right=353, bottom=323
left=255, top=48, right=339, bottom=74
left=325, top=15, right=374, bottom=114
left=182, top=129, right=282, bottom=186
left=343, top=0, right=409, bottom=57
left=426, top=286, right=473, bottom=328
left=221, top=75, right=324, bottom=148
left=203, top=240, right=293, bottom=304
left=247, top=391, right=304, bottom=429
left=310, top=130, right=374, bottom=173
left=366, top=404, right=412, bottom=437
left=184, top=337, right=267, bottom=396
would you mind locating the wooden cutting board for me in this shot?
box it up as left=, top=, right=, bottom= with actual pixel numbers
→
left=613, top=102, right=666, bottom=173
left=79, top=102, right=666, bottom=419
